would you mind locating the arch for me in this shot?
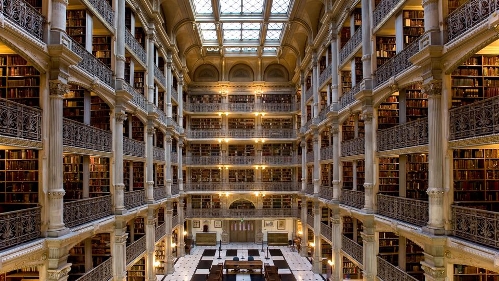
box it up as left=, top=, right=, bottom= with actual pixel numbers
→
left=193, top=64, right=220, bottom=82
left=229, top=199, right=256, bottom=209
left=228, top=64, right=254, bottom=82
left=0, top=33, right=47, bottom=75
left=264, top=64, right=289, bottom=82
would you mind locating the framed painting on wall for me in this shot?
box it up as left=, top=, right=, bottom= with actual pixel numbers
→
left=277, top=220, right=285, bottom=230
left=193, top=220, right=200, bottom=228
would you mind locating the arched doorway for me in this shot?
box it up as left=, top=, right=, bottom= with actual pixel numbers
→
left=229, top=199, right=257, bottom=242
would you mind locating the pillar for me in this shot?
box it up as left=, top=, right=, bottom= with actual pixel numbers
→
left=300, top=196, right=309, bottom=257
left=300, top=72, right=306, bottom=127
left=361, top=218, right=376, bottom=281
left=312, top=52, right=319, bottom=118
left=313, top=130, right=320, bottom=194
left=146, top=122, right=155, bottom=203
left=145, top=207, right=156, bottom=281
left=301, top=139, right=307, bottom=192
left=114, top=109, right=127, bottom=214
left=178, top=138, right=184, bottom=192
left=330, top=206, right=342, bottom=281
left=421, top=242, right=446, bottom=281
left=115, top=0, right=125, bottom=81
left=332, top=123, right=340, bottom=201
left=113, top=218, right=128, bottom=281
left=177, top=75, right=184, bottom=128
left=362, top=109, right=375, bottom=212
left=147, top=28, right=156, bottom=103
left=165, top=201, right=175, bottom=273
left=165, top=133, right=172, bottom=197
left=44, top=242, right=71, bottom=281
left=361, top=0, right=372, bottom=86
left=312, top=200, right=322, bottom=273
left=166, top=53, right=173, bottom=117
left=177, top=198, right=185, bottom=257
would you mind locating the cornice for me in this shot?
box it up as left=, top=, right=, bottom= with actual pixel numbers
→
left=0, top=239, right=46, bottom=272
left=0, top=136, right=42, bottom=150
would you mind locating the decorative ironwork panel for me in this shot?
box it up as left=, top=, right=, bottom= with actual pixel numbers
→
left=0, top=0, right=44, bottom=40
left=341, top=137, right=365, bottom=157
left=171, top=152, right=178, bottom=164
left=166, top=117, right=182, bottom=133
left=184, top=182, right=300, bottom=192
left=374, top=38, right=419, bottom=88
left=321, top=145, right=334, bottom=160
left=154, top=65, right=166, bottom=87
left=172, top=215, right=179, bottom=227
left=319, top=65, right=332, bottom=87
left=70, top=39, right=113, bottom=87
left=126, top=83, right=148, bottom=113
left=125, top=29, right=147, bottom=65
left=154, top=106, right=168, bottom=126
left=171, top=184, right=179, bottom=196
left=0, top=98, right=41, bottom=142
left=186, top=208, right=299, bottom=218
left=0, top=207, right=41, bottom=251
left=153, top=147, right=165, bottom=161
left=86, top=0, right=114, bottom=27
left=227, top=129, right=257, bottom=138
left=339, top=28, right=362, bottom=65
left=447, top=0, right=498, bottom=41
left=124, top=190, right=146, bottom=209
left=261, top=156, right=295, bottom=165
left=373, top=0, right=402, bottom=28
left=377, top=256, right=419, bottom=281
left=75, top=257, right=113, bottom=281
left=305, top=183, right=314, bottom=195
left=320, top=187, right=333, bottom=201
left=340, top=83, right=360, bottom=110
left=452, top=205, right=499, bottom=249
left=154, top=187, right=167, bottom=201
left=317, top=107, right=330, bottom=124
left=63, top=118, right=112, bottom=152
left=307, top=214, right=314, bottom=228
left=450, top=95, right=499, bottom=140
left=185, top=103, right=224, bottom=112
left=155, top=223, right=166, bottom=242
left=186, top=130, right=225, bottom=138
left=377, top=118, right=428, bottom=151
left=306, top=151, right=314, bottom=163
left=225, top=156, right=257, bottom=165
left=340, top=190, right=365, bottom=209
left=123, top=137, right=146, bottom=157
left=305, top=87, right=313, bottom=101
left=184, top=156, right=223, bottom=165
left=126, top=236, right=146, bottom=265
left=260, top=103, right=294, bottom=112
left=304, top=118, right=313, bottom=130
left=63, top=196, right=112, bottom=228
left=261, top=129, right=296, bottom=138
left=321, top=222, right=332, bottom=242
left=342, top=235, right=363, bottom=265
left=377, top=194, right=429, bottom=227
left=228, top=103, right=255, bottom=112
left=171, top=88, right=178, bottom=102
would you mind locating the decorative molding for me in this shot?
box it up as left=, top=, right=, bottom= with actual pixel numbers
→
left=422, top=80, right=443, bottom=97
left=49, top=81, right=70, bottom=98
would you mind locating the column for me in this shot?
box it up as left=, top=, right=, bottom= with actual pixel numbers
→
left=43, top=242, right=71, bottom=281
left=146, top=122, right=155, bottom=203
left=115, top=0, right=125, bottom=81
left=301, top=72, right=306, bottom=127
left=147, top=28, right=156, bottom=103
left=421, top=242, right=446, bottom=281
left=330, top=206, right=342, bottom=281
left=177, top=75, right=184, bottom=128
left=331, top=35, right=339, bottom=111
left=50, top=0, right=68, bottom=43
left=113, top=218, right=128, bottom=281
left=362, top=109, right=375, bottom=212
left=312, top=200, right=322, bottom=273
left=332, top=123, right=340, bottom=201
left=313, top=130, right=320, bottom=194
left=165, top=201, right=175, bottom=274
left=165, top=133, right=172, bottom=197
left=178, top=138, right=184, bottom=192
left=166, top=53, right=173, bottom=117
left=114, top=108, right=127, bottom=214
left=300, top=195, right=308, bottom=257
left=177, top=198, right=185, bottom=257
left=422, top=0, right=441, bottom=45
left=312, top=52, right=319, bottom=118
left=361, top=0, right=372, bottom=86
left=361, top=218, right=376, bottom=281
left=301, top=139, right=307, bottom=192
left=145, top=207, right=156, bottom=281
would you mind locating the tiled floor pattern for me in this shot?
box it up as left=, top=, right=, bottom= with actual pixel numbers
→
left=157, top=243, right=325, bottom=281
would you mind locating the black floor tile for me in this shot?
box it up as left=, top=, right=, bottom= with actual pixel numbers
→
left=269, top=249, right=283, bottom=256
left=280, top=274, right=297, bottom=281
left=225, top=249, right=238, bottom=256
left=190, top=274, right=207, bottom=281
left=197, top=260, right=214, bottom=269
left=203, top=249, right=217, bottom=256
left=273, top=260, right=289, bottom=269
left=248, top=249, right=260, bottom=257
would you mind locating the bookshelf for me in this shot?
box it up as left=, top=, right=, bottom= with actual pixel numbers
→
left=1, top=269, right=40, bottom=281
left=134, top=72, right=145, bottom=96
left=92, top=36, right=112, bottom=68
left=132, top=116, right=144, bottom=141
left=63, top=85, right=85, bottom=122
left=379, top=157, right=399, bottom=195
left=405, top=84, right=428, bottom=121
left=356, top=160, right=365, bottom=191
left=321, top=129, right=331, bottom=147
left=90, top=94, right=111, bottom=131
left=341, top=71, right=352, bottom=93
left=340, top=27, right=350, bottom=48
left=228, top=169, right=255, bottom=182
left=406, top=239, right=424, bottom=281
left=343, top=162, right=353, bottom=190
left=321, top=207, right=330, bottom=225
left=353, top=8, right=362, bottom=30
left=189, top=94, right=221, bottom=103
left=1, top=55, right=40, bottom=107
left=125, top=57, right=131, bottom=83
left=448, top=0, right=467, bottom=13
left=262, top=195, right=292, bottom=208
left=92, top=233, right=111, bottom=265
left=228, top=144, right=255, bottom=156
left=262, top=168, right=293, bottom=182
left=402, top=10, right=424, bottom=47
left=0, top=149, right=38, bottom=212
left=262, top=143, right=293, bottom=156
left=321, top=241, right=332, bottom=273
left=262, top=94, right=292, bottom=103
left=66, top=10, right=86, bottom=45
left=64, top=155, right=83, bottom=200
left=89, top=157, right=110, bottom=197
left=262, top=118, right=293, bottom=129
left=135, top=27, right=146, bottom=47
left=125, top=7, right=132, bottom=30
left=189, top=144, right=221, bottom=156
left=321, top=164, right=331, bottom=186
left=376, top=37, right=396, bottom=68
left=379, top=232, right=399, bottom=265
left=378, top=94, right=399, bottom=130
left=355, top=57, right=363, bottom=83
left=133, top=162, right=145, bottom=189
left=228, top=95, right=255, bottom=103
left=127, top=257, right=145, bottom=281
left=406, top=154, right=428, bottom=200
left=68, top=241, right=85, bottom=281
left=190, top=118, right=222, bottom=130
left=228, top=118, right=255, bottom=129
left=155, top=239, right=166, bottom=274
left=191, top=194, right=221, bottom=209
left=190, top=169, right=221, bottom=182
left=343, top=256, right=363, bottom=279
left=124, top=161, right=131, bottom=190
left=156, top=164, right=164, bottom=186
left=454, top=265, right=499, bottom=281
left=343, top=216, right=354, bottom=239
left=342, top=115, right=355, bottom=141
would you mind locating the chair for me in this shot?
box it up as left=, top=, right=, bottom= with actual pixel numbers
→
left=232, top=257, right=239, bottom=261
left=248, top=256, right=254, bottom=261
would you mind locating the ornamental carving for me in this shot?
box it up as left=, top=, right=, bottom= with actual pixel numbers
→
left=49, top=81, right=70, bottom=98
left=115, top=112, right=127, bottom=122
left=421, top=264, right=446, bottom=278
left=114, top=184, right=125, bottom=191
left=48, top=191, right=66, bottom=199
left=147, top=126, right=156, bottom=135
left=47, top=266, right=71, bottom=280
left=422, top=81, right=443, bottom=97
left=361, top=112, right=373, bottom=121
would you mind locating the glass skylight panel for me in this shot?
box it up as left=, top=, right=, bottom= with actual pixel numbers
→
left=242, top=23, right=260, bottom=40
left=263, top=47, right=277, bottom=52
left=271, top=0, right=291, bottom=14
left=220, top=0, right=241, bottom=13
left=192, top=0, right=213, bottom=14
left=199, top=23, right=218, bottom=41
left=224, top=30, right=241, bottom=40
left=266, top=23, right=284, bottom=40
left=243, top=0, right=264, bottom=13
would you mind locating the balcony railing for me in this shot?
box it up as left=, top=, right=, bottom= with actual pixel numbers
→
left=171, top=184, right=179, bottom=196
left=63, top=196, right=112, bottom=228
left=342, top=235, right=363, bottom=265
left=306, top=151, right=314, bottom=163
left=307, top=214, right=314, bottom=228
left=86, top=0, right=114, bottom=27
left=377, top=256, right=419, bottom=281
left=186, top=130, right=225, bottom=138
left=75, top=257, right=112, bottom=281
left=374, top=39, right=420, bottom=89
left=70, top=39, right=113, bottom=87
left=340, top=83, right=360, bottom=110
left=184, top=156, right=223, bottom=165
left=305, top=183, right=314, bottom=195
left=171, top=152, right=178, bottom=164
left=261, top=129, right=296, bottom=138
left=126, top=82, right=148, bottom=113
left=320, top=187, right=333, bottom=201
left=319, top=65, right=332, bottom=87
left=63, top=118, right=112, bottom=153
left=321, top=222, right=332, bottom=242
left=123, top=137, right=145, bottom=158
left=166, top=117, right=182, bottom=133
left=341, top=137, right=365, bottom=157
left=373, top=0, right=402, bottom=28
left=186, top=129, right=296, bottom=139
left=154, top=65, right=166, bottom=87
left=450, top=96, right=499, bottom=140
left=377, top=118, right=428, bottom=151
left=227, top=129, right=258, bottom=138
left=0, top=98, right=42, bottom=142
left=317, top=107, right=330, bottom=124
left=154, top=105, right=168, bottom=126
left=321, top=145, right=334, bottom=160
left=171, top=88, right=178, bottom=102
left=228, top=103, right=255, bottom=112
left=155, top=223, right=166, bottom=242
left=339, top=28, right=362, bottom=65
left=260, top=103, right=298, bottom=112
left=125, top=29, right=147, bottom=65
left=261, top=156, right=301, bottom=165
left=124, top=190, right=146, bottom=209
left=185, top=103, right=224, bottom=112
left=377, top=194, right=429, bottom=227
left=126, top=236, right=146, bottom=265
left=0, top=0, right=44, bottom=40
left=186, top=208, right=300, bottom=219
left=452, top=205, right=499, bottom=249
left=0, top=207, right=41, bottom=251
left=153, top=187, right=167, bottom=201
left=225, top=156, right=257, bottom=165
left=447, top=0, right=498, bottom=41
left=153, top=147, right=165, bottom=162
left=305, top=87, right=313, bottom=101
left=172, top=215, right=179, bottom=226
left=340, top=190, right=365, bottom=209
left=184, top=182, right=301, bottom=192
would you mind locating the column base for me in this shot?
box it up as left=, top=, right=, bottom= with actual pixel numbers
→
left=114, top=208, right=128, bottom=215
left=47, top=227, right=70, bottom=238
left=422, top=226, right=446, bottom=236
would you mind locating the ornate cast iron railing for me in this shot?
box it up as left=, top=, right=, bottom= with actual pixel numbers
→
left=452, top=205, right=499, bottom=249
left=125, top=29, right=147, bottom=65
left=447, top=0, right=498, bottom=41
left=186, top=130, right=225, bottom=138
left=172, top=215, right=179, bottom=226
left=228, top=103, right=255, bottom=112
left=184, top=156, right=223, bottom=165
left=260, top=103, right=297, bottom=112
left=154, top=65, right=166, bottom=87
left=155, top=223, right=166, bottom=242
left=171, top=87, right=178, bottom=102
left=166, top=117, right=182, bottom=133
left=377, top=194, right=429, bottom=227
left=63, top=118, right=112, bottom=153
left=227, top=129, right=257, bottom=138
left=124, top=190, right=146, bottom=209
left=262, top=156, right=301, bottom=165
left=340, top=83, right=360, bottom=110
left=70, top=39, right=113, bottom=87
left=320, top=187, right=333, bottom=201
left=450, top=96, right=499, bottom=140
left=153, top=147, right=165, bottom=162
left=306, top=151, right=314, bottom=163
left=0, top=0, right=44, bottom=40
left=321, top=145, right=334, bottom=160
left=305, top=87, right=313, bottom=101
left=377, top=256, right=419, bottom=281
left=186, top=208, right=300, bottom=219
left=225, top=156, right=257, bottom=165
left=86, top=0, right=114, bottom=27
left=319, top=65, right=332, bottom=87
left=307, top=214, right=314, bottom=228
left=374, top=39, right=420, bottom=88
left=339, top=28, right=362, bottom=65
left=126, top=235, right=146, bottom=265
left=261, top=129, right=296, bottom=138
left=75, top=257, right=113, bottom=281
left=185, top=103, right=224, bottom=112
left=342, top=235, right=363, bottom=265
left=377, top=118, right=428, bottom=151
left=317, top=106, right=330, bottom=124
left=341, top=137, right=365, bottom=156
left=0, top=207, right=41, bottom=250
left=171, top=184, right=179, bottom=196
left=305, top=183, right=314, bottom=195
left=123, top=137, right=145, bottom=158
left=373, top=0, right=402, bottom=28
left=171, top=152, right=178, bottom=164
left=127, top=83, right=148, bottom=113
left=341, top=189, right=365, bottom=209
left=153, top=187, right=167, bottom=201
left=63, top=196, right=112, bottom=228
left=321, top=222, right=332, bottom=242
left=154, top=105, right=167, bottom=126
left=0, top=98, right=41, bottom=142
left=184, top=182, right=301, bottom=192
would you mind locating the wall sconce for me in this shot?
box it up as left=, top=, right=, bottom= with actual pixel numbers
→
left=297, top=230, right=303, bottom=236
left=218, top=138, right=229, bottom=143
left=254, top=87, right=263, bottom=95
left=309, top=242, right=315, bottom=248
left=254, top=192, right=265, bottom=197
left=171, top=242, right=177, bottom=247
left=254, top=112, right=266, bottom=116
left=225, top=192, right=229, bottom=197
left=154, top=260, right=161, bottom=268
left=183, top=231, right=187, bottom=236
left=219, top=87, right=228, bottom=95
left=255, top=165, right=266, bottom=170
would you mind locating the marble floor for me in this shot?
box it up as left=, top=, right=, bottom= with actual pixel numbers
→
left=157, top=243, right=326, bottom=281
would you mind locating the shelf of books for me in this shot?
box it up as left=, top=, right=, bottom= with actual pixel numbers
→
left=124, top=161, right=131, bottom=190
left=378, top=94, right=399, bottom=130
left=353, top=8, right=362, bottom=30
left=64, top=85, right=85, bottom=122
left=406, top=154, right=428, bottom=200
left=262, top=168, right=293, bottom=182
left=343, top=115, right=355, bottom=141
left=1, top=55, right=40, bottom=107
left=156, top=164, right=164, bottom=186
left=134, top=72, right=145, bottom=96
left=190, top=118, right=222, bottom=130
left=228, top=118, right=255, bottom=129
left=343, top=256, right=363, bottom=279
left=343, top=162, right=354, bottom=190
left=228, top=169, right=255, bottom=182
left=343, top=216, right=354, bottom=240
left=228, top=95, right=255, bottom=103
left=356, top=160, right=365, bottom=191
left=341, top=71, right=352, bottom=93
left=89, top=157, right=110, bottom=197
left=355, top=57, right=363, bottom=83
left=262, top=143, right=293, bottom=156
left=378, top=232, right=399, bottom=266
left=64, top=154, right=83, bottom=200
left=262, top=195, right=292, bottom=209
left=376, top=37, right=396, bottom=68
left=155, top=239, right=166, bottom=274
left=132, top=116, right=144, bottom=141
left=92, top=233, right=111, bottom=265
left=321, top=164, right=331, bottom=186
left=321, top=241, right=332, bottom=273
left=134, top=27, right=145, bottom=47
left=68, top=241, right=86, bottom=281
left=189, top=94, right=222, bottom=103
left=405, top=83, right=428, bottom=122
left=406, top=239, right=424, bottom=281
left=189, top=143, right=221, bottom=156
left=228, top=144, right=255, bottom=156
left=133, top=162, right=145, bottom=189
left=379, top=157, right=399, bottom=195
left=0, top=268, right=40, bottom=281
left=448, top=0, right=468, bottom=13
left=127, top=257, right=145, bottom=281
left=262, top=94, right=292, bottom=103
left=90, top=94, right=111, bottom=131
left=402, top=10, right=424, bottom=47
left=66, top=10, right=86, bottom=45
left=191, top=194, right=221, bottom=209
left=340, top=27, right=350, bottom=48
left=262, top=118, right=293, bottom=129
left=190, top=169, right=221, bottom=183
left=454, top=265, right=499, bottom=281
left=92, top=36, right=112, bottom=68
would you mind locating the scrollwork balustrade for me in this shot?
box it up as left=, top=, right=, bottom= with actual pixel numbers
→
left=320, top=187, right=333, bottom=201
left=86, top=0, right=114, bottom=27
left=153, top=147, right=165, bottom=162
left=225, top=156, right=256, bottom=165
left=261, top=129, right=296, bottom=138
left=153, top=187, right=167, bottom=201
left=227, top=129, right=257, bottom=138
left=125, top=29, right=147, bottom=65
left=75, top=257, right=112, bottom=281
left=63, top=196, right=112, bottom=228
left=70, top=39, right=113, bottom=87
left=171, top=152, right=178, bottom=164
left=184, top=156, right=222, bottom=165
left=260, top=103, right=293, bottom=112
left=155, top=106, right=168, bottom=126
left=63, top=118, right=112, bottom=152
left=0, top=98, right=41, bottom=142
left=377, top=256, right=418, bottom=281
left=321, top=145, right=334, bottom=160
left=450, top=95, right=499, bottom=140
left=339, top=28, right=362, bottom=65
left=228, top=103, right=255, bottom=112
left=377, top=118, right=428, bottom=151
left=167, top=117, right=182, bottom=133
left=305, top=183, right=314, bottom=195
left=305, top=87, right=313, bottom=101
left=341, top=137, right=365, bottom=157
left=307, top=214, right=314, bottom=228
left=186, top=130, right=225, bottom=138
left=171, top=184, right=179, bottom=196
left=126, top=236, right=146, bottom=265
left=186, top=208, right=299, bottom=219
left=340, top=83, right=360, bottom=110
left=124, top=190, right=146, bottom=209
left=306, top=151, right=314, bottom=163
left=319, top=65, right=332, bottom=87
left=340, top=190, right=365, bottom=209
left=261, top=156, right=294, bottom=165
left=373, top=0, right=402, bottom=28
left=128, top=84, right=148, bottom=113
left=317, top=107, right=330, bottom=124
left=185, top=103, right=224, bottom=112
left=0, top=0, right=44, bottom=40
left=123, top=137, right=146, bottom=158
left=155, top=223, right=166, bottom=242
left=447, top=0, right=498, bottom=41
left=321, top=222, right=332, bottom=242
left=154, top=65, right=166, bottom=87
left=172, top=215, right=179, bottom=227
left=452, top=205, right=499, bottom=249
left=342, top=235, right=363, bottom=265
left=377, top=194, right=429, bottom=227
left=171, top=88, right=178, bottom=102
left=184, top=182, right=300, bottom=192
left=0, top=207, right=41, bottom=251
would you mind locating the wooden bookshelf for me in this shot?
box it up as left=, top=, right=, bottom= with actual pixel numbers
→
left=379, top=232, right=399, bottom=266
left=189, top=94, right=221, bottom=103
left=343, top=256, right=363, bottom=279
left=228, top=95, right=255, bottom=103
left=406, top=239, right=424, bottom=281
left=321, top=241, right=332, bottom=273
left=355, top=57, right=363, bottom=84
left=262, top=168, right=293, bottom=182
left=63, top=85, right=85, bottom=122
left=340, top=27, right=350, bottom=48
left=64, top=155, right=83, bottom=200
left=92, top=36, right=112, bottom=68
left=262, top=195, right=292, bottom=208
left=405, top=84, right=428, bottom=121
left=228, top=118, right=255, bottom=129
left=124, top=161, right=131, bottom=190
left=376, top=36, right=396, bottom=68
left=406, top=154, right=428, bottom=200
left=379, top=157, right=399, bottom=195
left=190, top=168, right=221, bottom=183
left=135, top=27, right=146, bottom=47
left=262, top=143, right=293, bottom=156
left=133, top=162, right=145, bottom=189
left=190, top=118, right=222, bottom=130
left=90, top=94, right=111, bottom=131
left=66, top=10, right=86, bottom=45
left=454, top=265, right=499, bottom=281
left=125, top=7, right=132, bottom=30
left=343, top=115, right=355, bottom=141
left=403, top=10, right=424, bottom=47
left=89, top=157, right=109, bottom=197
left=448, top=0, right=467, bottom=13
left=356, top=160, right=365, bottom=191
left=125, top=57, right=131, bottom=83
left=92, top=233, right=111, bottom=265
left=68, top=241, right=85, bottom=281
left=132, top=116, right=144, bottom=141
left=341, top=71, right=352, bottom=94
left=133, top=217, right=145, bottom=239
left=343, top=216, right=354, bottom=239
left=228, top=144, right=255, bottom=156
left=134, top=72, right=145, bottom=96
left=1, top=269, right=40, bottom=281
left=262, top=94, right=292, bottom=103
left=155, top=239, right=166, bottom=274
left=1, top=55, right=40, bottom=107
left=127, top=257, right=145, bottom=281
left=353, top=8, right=362, bottom=30
left=156, top=164, right=164, bottom=186
left=228, top=169, right=255, bottom=182
left=189, top=143, right=221, bottom=156
left=321, top=207, right=330, bottom=225
left=321, top=164, right=331, bottom=186
left=378, top=94, right=399, bottom=130
left=343, top=162, right=353, bottom=190
left=191, top=194, right=221, bottom=209
left=262, top=118, right=293, bottom=129
left=321, top=129, right=331, bottom=147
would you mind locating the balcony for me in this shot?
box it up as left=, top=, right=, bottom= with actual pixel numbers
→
left=75, top=257, right=113, bottom=281
left=305, top=183, right=314, bottom=195
left=340, top=83, right=360, bottom=110
left=377, top=194, right=428, bottom=227
left=186, top=129, right=296, bottom=139
left=340, top=190, right=365, bottom=209
left=261, top=129, right=296, bottom=138
left=184, top=156, right=223, bottom=165
left=186, top=130, right=225, bottom=139
left=377, top=118, right=428, bottom=152
left=307, top=214, right=314, bottom=228
left=339, top=28, right=362, bottom=66
left=153, top=147, right=165, bottom=162
left=317, top=106, right=330, bottom=124
left=172, top=214, right=179, bottom=226
left=63, top=196, right=112, bottom=228
left=306, top=151, right=314, bottom=163
left=70, top=39, right=113, bottom=88
left=123, top=137, right=146, bottom=158
left=342, top=235, right=363, bottom=265
left=320, top=187, right=333, bottom=201
left=154, top=187, right=167, bottom=201
left=341, top=137, right=365, bottom=157
left=153, top=104, right=167, bottom=126
left=0, top=207, right=41, bottom=251
left=377, top=256, right=419, bottom=281
left=305, top=87, right=313, bottom=101
left=154, top=65, right=166, bottom=88
left=0, top=98, right=42, bottom=144
left=228, top=103, right=255, bottom=112
left=156, top=223, right=166, bottom=242
left=452, top=205, right=499, bottom=249
left=262, top=156, right=301, bottom=165
left=171, top=87, right=178, bottom=102
left=171, top=184, right=179, bottom=196
left=450, top=96, right=499, bottom=141
left=124, top=190, right=146, bottom=209
left=63, top=118, right=112, bottom=153
left=125, top=29, right=147, bottom=65
left=321, top=222, right=332, bottom=243
left=183, top=182, right=301, bottom=192
left=125, top=82, right=148, bottom=113
left=171, top=152, right=178, bottom=164
left=321, top=145, right=334, bottom=160
left=227, top=129, right=258, bottom=138
left=126, top=235, right=146, bottom=265
left=1, top=0, right=44, bottom=40
left=185, top=103, right=224, bottom=113
left=259, top=102, right=299, bottom=112
left=167, top=117, right=182, bottom=133
left=85, top=0, right=114, bottom=28
left=186, top=208, right=300, bottom=219
left=319, top=65, right=332, bottom=87
left=225, top=156, right=257, bottom=165
left=373, top=0, right=402, bottom=29
left=447, top=0, right=498, bottom=42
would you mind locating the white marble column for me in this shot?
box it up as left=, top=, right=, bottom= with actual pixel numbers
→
left=165, top=201, right=175, bottom=273
left=115, top=0, right=126, bottom=81
left=166, top=53, right=173, bottom=117
left=332, top=124, right=340, bottom=201
left=361, top=0, right=372, bottom=86
left=301, top=72, right=306, bottom=127
left=113, top=219, right=128, bottom=281
left=421, top=242, right=446, bottom=281
left=361, top=219, right=376, bottom=281
left=114, top=109, right=127, bottom=214
left=177, top=75, right=184, bottom=128
left=301, top=139, right=307, bottom=192
left=330, top=206, right=342, bottom=281
left=312, top=200, right=322, bottom=273
left=165, top=133, right=172, bottom=197
left=177, top=199, right=185, bottom=257
left=178, top=138, right=184, bottom=192
left=313, top=130, right=320, bottom=194
left=312, top=52, right=319, bottom=118
left=145, top=207, right=156, bottom=281
left=362, top=110, right=375, bottom=212
left=147, top=30, right=156, bottom=103
left=146, top=122, right=155, bottom=203
left=300, top=196, right=309, bottom=257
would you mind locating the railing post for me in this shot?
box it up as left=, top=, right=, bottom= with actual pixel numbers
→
left=114, top=108, right=127, bottom=214
left=312, top=200, right=322, bottom=273
left=165, top=202, right=175, bottom=273
left=146, top=121, right=155, bottom=203
left=362, top=109, right=376, bottom=213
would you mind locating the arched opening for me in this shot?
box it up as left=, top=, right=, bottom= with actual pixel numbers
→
left=229, top=199, right=255, bottom=209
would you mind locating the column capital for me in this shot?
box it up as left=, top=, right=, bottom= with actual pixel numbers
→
left=115, top=112, right=128, bottom=122
left=49, top=80, right=69, bottom=98
left=421, top=264, right=446, bottom=280
left=48, top=190, right=66, bottom=199
left=422, top=80, right=443, bottom=97
left=114, top=183, right=126, bottom=191
left=361, top=112, right=373, bottom=121
left=47, top=266, right=71, bottom=281
left=147, top=126, right=156, bottom=135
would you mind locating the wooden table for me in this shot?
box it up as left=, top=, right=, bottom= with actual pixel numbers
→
left=224, top=260, right=263, bottom=274
left=206, top=264, right=223, bottom=281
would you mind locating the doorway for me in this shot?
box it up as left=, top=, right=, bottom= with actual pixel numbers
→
left=230, top=220, right=256, bottom=242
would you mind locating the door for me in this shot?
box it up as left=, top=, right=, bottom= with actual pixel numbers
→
left=229, top=220, right=255, bottom=242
